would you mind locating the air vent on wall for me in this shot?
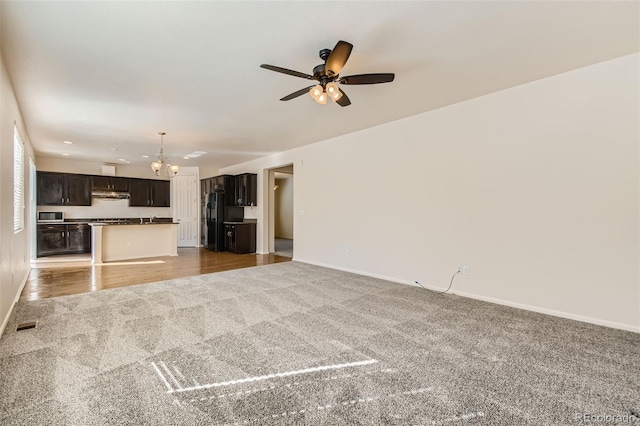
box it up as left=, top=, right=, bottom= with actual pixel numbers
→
left=102, top=165, right=116, bottom=176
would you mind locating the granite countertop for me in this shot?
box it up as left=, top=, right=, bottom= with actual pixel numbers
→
left=63, top=218, right=174, bottom=225
left=90, top=222, right=178, bottom=226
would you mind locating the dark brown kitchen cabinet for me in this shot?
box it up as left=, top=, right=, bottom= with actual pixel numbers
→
left=37, top=172, right=91, bottom=206
left=150, top=180, right=170, bottom=207
left=129, top=179, right=150, bottom=206
left=66, top=175, right=92, bottom=205
left=212, top=175, right=236, bottom=206
left=201, top=178, right=211, bottom=199
left=37, top=223, right=90, bottom=257
left=129, top=179, right=170, bottom=207
left=200, top=178, right=209, bottom=246
left=37, top=224, right=66, bottom=256
left=66, top=224, right=91, bottom=253
left=212, top=175, right=235, bottom=193
left=92, top=176, right=129, bottom=191
left=224, top=222, right=256, bottom=254
left=235, top=173, right=257, bottom=207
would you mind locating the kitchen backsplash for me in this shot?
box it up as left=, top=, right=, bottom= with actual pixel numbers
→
left=37, top=198, right=171, bottom=219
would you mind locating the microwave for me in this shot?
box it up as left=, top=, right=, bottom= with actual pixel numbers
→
left=37, top=211, right=64, bottom=222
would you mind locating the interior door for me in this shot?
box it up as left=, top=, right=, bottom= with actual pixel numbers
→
left=173, top=173, right=198, bottom=247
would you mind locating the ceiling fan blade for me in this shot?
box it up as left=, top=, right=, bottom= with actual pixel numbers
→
left=339, top=73, right=395, bottom=85
left=336, top=89, right=351, bottom=107
left=260, top=64, right=314, bottom=80
left=325, top=40, right=353, bottom=77
left=280, top=86, right=315, bottom=101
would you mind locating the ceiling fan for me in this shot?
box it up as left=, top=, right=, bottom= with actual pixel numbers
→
left=260, top=40, right=395, bottom=107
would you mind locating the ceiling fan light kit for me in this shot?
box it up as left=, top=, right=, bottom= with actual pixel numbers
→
left=309, top=85, right=327, bottom=104
left=325, top=82, right=343, bottom=102
left=260, top=40, right=395, bottom=107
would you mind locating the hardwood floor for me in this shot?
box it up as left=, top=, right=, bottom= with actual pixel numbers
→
left=22, top=248, right=290, bottom=302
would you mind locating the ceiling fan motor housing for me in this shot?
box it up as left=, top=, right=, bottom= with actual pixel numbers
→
left=313, top=64, right=336, bottom=84
left=319, top=48, right=332, bottom=61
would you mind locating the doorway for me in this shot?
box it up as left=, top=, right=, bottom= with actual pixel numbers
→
left=269, top=165, right=293, bottom=258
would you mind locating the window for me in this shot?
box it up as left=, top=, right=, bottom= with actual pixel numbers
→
left=14, top=126, right=25, bottom=232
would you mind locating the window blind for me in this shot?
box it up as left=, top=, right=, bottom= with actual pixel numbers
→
left=14, top=126, right=24, bottom=232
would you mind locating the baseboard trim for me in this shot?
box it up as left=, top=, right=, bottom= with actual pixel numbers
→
left=295, top=258, right=417, bottom=287
left=449, top=289, right=640, bottom=334
left=0, top=269, right=30, bottom=338
left=294, top=258, right=639, bottom=334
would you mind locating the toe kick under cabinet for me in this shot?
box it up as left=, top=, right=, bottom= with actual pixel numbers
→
left=224, top=222, right=256, bottom=254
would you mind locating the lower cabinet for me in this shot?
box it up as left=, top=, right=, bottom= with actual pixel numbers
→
left=37, top=223, right=91, bottom=257
left=224, top=222, right=256, bottom=254
left=37, top=225, right=66, bottom=256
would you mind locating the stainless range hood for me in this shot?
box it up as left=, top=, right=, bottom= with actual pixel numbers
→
left=91, top=190, right=130, bottom=200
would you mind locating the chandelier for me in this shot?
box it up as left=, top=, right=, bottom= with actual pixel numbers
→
left=150, top=132, right=179, bottom=178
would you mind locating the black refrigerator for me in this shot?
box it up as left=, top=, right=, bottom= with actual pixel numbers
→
left=206, top=192, right=244, bottom=252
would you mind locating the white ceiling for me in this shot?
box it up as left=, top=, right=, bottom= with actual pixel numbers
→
left=1, top=1, right=638, bottom=172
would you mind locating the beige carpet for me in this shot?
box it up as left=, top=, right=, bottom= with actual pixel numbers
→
left=1, top=262, right=638, bottom=425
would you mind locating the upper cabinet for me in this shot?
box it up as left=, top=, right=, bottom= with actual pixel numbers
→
left=235, top=173, right=257, bottom=207
left=129, top=179, right=149, bottom=206
left=201, top=177, right=211, bottom=200
left=149, top=180, right=170, bottom=207
left=212, top=175, right=235, bottom=193
left=37, top=171, right=170, bottom=207
left=129, top=179, right=170, bottom=207
left=92, top=176, right=129, bottom=191
left=37, top=172, right=91, bottom=206
left=201, top=175, right=237, bottom=207
left=216, top=175, right=236, bottom=206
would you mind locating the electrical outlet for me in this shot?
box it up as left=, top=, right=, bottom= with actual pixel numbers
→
left=462, top=266, right=470, bottom=276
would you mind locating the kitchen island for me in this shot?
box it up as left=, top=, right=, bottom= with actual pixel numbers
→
left=90, top=222, right=178, bottom=264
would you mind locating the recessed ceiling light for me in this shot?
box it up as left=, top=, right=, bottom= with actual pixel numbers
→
left=63, top=140, right=73, bottom=145
left=142, top=155, right=149, bottom=158
left=118, top=158, right=129, bottom=163
left=62, top=153, right=70, bottom=156
left=183, top=156, right=190, bottom=160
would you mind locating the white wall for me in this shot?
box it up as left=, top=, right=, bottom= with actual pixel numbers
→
left=275, top=176, right=293, bottom=239
left=35, top=157, right=171, bottom=219
left=36, top=156, right=170, bottom=179
left=198, top=164, right=219, bottom=180
left=221, top=54, right=640, bottom=333
left=0, top=52, right=36, bottom=335
left=37, top=200, right=171, bottom=220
